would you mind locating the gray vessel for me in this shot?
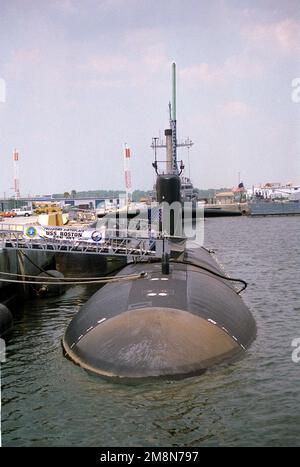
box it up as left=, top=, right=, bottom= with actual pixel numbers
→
left=250, top=200, right=300, bottom=216
left=63, top=63, right=256, bottom=380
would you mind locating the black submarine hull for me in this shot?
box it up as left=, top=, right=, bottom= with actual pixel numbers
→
left=97, top=206, right=242, bottom=220
left=63, top=246, right=256, bottom=380
left=0, top=303, right=13, bottom=337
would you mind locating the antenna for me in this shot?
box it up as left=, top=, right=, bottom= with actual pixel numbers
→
left=13, top=149, right=20, bottom=199
left=151, top=64, right=194, bottom=176
left=171, top=62, right=177, bottom=174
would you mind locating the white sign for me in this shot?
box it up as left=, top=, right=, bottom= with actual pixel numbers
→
left=23, top=225, right=105, bottom=243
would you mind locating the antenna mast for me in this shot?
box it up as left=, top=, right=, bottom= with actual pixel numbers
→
left=171, top=62, right=177, bottom=174
left=151, top=63, right=194, bottom=176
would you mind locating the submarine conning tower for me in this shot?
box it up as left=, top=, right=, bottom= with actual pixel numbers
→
left=156, top=174, right=181, bottom=204
left=153, top=62, right=182, bottom=206
left=62, top=63, right=256, bottom=380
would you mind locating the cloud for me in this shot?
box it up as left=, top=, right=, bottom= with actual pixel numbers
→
left=3, top=48, right=42, bottom=76
left=141, top=43, right=170, bottom=72
left=87, top=77, right=126, bottom=89
left=79, top=37, right=170, bottom=88
left=185, top=99, right=254, bottom=134
left=11, top=48, right=41, bottom=65
left=84, top=55, right=130, bottom=74
left=51, top=0, right=79, bottom=15
left=181, top=18, right=299, bottom=89
left=222, top=54, right=265, bottom=79
left=100, top=0, right=130, bottom=11
left=180, top=63, right=223, bottom=85
left=180, top=54, right=265, bottom=87
left=243, top=18, right=300, bottom=55
left=124, top=27, right=170, bottom=67
left=219, top=100, right=254, bottom=118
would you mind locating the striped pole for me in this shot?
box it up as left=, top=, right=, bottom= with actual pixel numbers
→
left=13, top=149, right=20, bottom=199
left=124, top=144, right=132, bottom=204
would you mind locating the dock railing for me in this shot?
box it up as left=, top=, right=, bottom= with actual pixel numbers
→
left=0, top=224, right=168, bottom=260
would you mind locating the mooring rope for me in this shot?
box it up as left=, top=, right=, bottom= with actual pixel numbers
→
left=0, top=270, right=145, bottom=282
left=0, top=272, right=147, bottom=286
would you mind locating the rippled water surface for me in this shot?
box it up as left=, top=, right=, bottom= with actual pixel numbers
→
left=2, top=217, right=300, bottom=446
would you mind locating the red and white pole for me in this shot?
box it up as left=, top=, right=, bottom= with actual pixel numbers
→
left=124, top=144, right=132, bottom=205
left=13, top=149, right=20, bottom=199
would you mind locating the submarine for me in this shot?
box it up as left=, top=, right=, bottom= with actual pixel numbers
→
left=63, top=63, right=256, bottom=380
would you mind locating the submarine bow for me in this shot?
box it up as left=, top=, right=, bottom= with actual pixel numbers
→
left=63, top=247, right=256, bottom=379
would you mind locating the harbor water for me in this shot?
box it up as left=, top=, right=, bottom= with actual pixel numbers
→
left=2, top=216, right=300, bottom=447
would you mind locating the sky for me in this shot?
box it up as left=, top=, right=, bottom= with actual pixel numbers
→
left=0, top=0, right=300, bottom=196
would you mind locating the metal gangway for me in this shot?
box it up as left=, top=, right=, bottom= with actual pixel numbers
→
left=0, top=223, right=168, bottom=260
